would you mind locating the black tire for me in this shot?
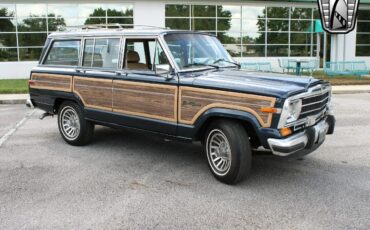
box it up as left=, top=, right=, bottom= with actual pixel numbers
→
left=58, top=101, right=94, bottom=146
left=203, top=119, right=252, bottom=184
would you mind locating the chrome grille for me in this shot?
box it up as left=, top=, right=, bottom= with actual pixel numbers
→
left=299, top=91, right=330, bottom=119
left=281, top=83, right=332, bottom=129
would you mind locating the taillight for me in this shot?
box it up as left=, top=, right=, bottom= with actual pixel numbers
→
left=28, top=79, right=35, bottom=86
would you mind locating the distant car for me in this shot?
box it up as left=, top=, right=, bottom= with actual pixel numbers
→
left=28, top=25, right=335, bottom=184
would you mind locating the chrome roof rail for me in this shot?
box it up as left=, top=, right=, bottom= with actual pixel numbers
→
left=57, top=24, right=169, bottom=32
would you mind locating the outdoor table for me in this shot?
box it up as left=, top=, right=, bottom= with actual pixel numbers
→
left=288, top=59, right=310, bottom=76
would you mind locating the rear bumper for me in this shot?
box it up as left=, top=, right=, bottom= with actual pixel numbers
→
left=26, top=95, right=34, bottom=108
left=267, top=115, right=335, bottom=157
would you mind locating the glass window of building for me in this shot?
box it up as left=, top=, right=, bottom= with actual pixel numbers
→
left=0, top=3, right=133, bottom=62
left=356, top=9, right=370, bottom=56
left=165, top=4, right=320, bottom=58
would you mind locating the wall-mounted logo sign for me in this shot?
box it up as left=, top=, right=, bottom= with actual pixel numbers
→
left=317, top=0, right=360, bottom=34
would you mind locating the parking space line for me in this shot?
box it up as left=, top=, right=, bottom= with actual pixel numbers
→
left=0, top=110, right=35, bottom=147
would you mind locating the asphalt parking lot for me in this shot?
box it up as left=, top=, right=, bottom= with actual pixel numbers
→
left=0, top=93, right=369, bottom=229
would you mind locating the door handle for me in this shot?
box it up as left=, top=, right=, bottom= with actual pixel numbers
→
left=75, top=68, right=85, bottom=73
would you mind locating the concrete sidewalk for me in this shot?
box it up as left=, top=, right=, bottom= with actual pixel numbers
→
left=1, top=85, right=370, bottom=104
left=0, top=94, right=28, bottom=104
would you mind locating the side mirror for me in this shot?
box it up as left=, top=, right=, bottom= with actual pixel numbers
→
left=155, top=64, right=171, bottom=76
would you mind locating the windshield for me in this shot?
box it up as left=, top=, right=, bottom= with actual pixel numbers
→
left=164, top=33, right=235, bottom=70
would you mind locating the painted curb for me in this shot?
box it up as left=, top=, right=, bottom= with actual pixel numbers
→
left=0, top=99, right=27, bottom=105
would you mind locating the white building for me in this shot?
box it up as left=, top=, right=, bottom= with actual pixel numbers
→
left=0, top=0, right=369, bottom=79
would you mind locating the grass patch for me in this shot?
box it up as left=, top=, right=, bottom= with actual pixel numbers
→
left=0, top=79, right=29, bottom=94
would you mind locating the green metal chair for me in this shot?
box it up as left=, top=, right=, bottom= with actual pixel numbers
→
left=324, top=61, right=369, bottom=79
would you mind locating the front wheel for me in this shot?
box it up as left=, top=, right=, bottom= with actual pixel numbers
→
left=204, top=119, right=252, bottom=184
left=58, top=101, right=94, bottom=146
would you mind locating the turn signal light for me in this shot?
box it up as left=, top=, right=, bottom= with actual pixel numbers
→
left=280, top=127, right=292, bottom=137
left=260, top=107, right=278, bottom=113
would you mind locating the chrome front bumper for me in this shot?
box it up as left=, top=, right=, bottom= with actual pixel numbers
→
left=267, top=117, right=333, bottom=157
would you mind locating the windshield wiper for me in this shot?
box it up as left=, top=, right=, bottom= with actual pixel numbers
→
left=213, top=58, right=241, bottom=69
left=182, top=62, right=219, bottom=69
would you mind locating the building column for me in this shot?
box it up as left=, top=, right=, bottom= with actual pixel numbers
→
left=330, top=28, right=357, bottom=62
left=133, top=1, right=165, bottom=28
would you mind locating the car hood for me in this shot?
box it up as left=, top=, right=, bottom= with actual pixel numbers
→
left=183, top=69, right=323, bottom=98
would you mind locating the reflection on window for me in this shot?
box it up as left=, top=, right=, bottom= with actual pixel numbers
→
left=0, top=48, right=17, bottom=61
left=17, top=18, right=47, bottom=32
left=267, top=19, right=289, bottom=32
left=94, top=38, right=120, bottom=68
left=291, top=8, right=312, bottom=19
left=0, top=18, right=16, bottom=32
left=290, top=45, right=312, bottom=57
left=242, top=45, right=265, bottom=57
left=0, top=4, right=15, bottom=16
left=18, top=33, right=47, bottom=47
left=153, top=42, right=169, bottom=66
left=193, top=18, right=215, bottom=30
left=166, top=18, right=190, bottom=30
left=0, top=3, right=133, bottom=62
left=0, top=34, right=16, bottom=47
left=267, top=32, right=288, bottom=44
left=242, top=33, right=265, bottom=44
left=356, top=10, right=370, bottom=56
left=290, top=33, right=312, bottom=45
left=291, top=20, right=312, bottom=32
left=83, top=38, right=120, bottom=68
left=47, top=4, right=78, bottom=18
left=44, top=40, right=80, bottom=66
left=19, top=48, right=42, bottom=61
left=266, top=7, right=289, bottom=19
left=165, top=4, right=320, bottom=58
left=267, top=46, right=288, bottom=56
left=242, top=6, right=265, bottom=20
left=16, top=4, right=47, bottom=18
left=193, top=5, right=216, bottom=17
left=82, top=39, right=94, bottom=67
left=165, top=5, right=189, bottom=17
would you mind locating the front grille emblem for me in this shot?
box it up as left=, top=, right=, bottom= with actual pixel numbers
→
left=317, top=0, right=359, bottom=34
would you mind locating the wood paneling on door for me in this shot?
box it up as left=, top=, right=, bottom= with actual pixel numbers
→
left=113, top=80, right=178, bottom=122
left=30, top=73, right=72, bottom=92
left=73, top=76, right=112, bottom=111
left=179, top=86, right=276, bottom=128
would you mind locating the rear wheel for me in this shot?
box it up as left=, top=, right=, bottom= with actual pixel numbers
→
left=58, top=101, right=94, bottom=146
left=204, top=119, right=252, bottom=184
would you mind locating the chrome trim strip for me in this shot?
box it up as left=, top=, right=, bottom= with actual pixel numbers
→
left=302, top=95, right=330, bottom=107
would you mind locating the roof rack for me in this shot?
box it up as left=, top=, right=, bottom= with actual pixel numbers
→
left=57, top=24, right=169, bottom=32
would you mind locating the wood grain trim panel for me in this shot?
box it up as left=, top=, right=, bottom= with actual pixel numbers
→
left=73, top=76, right=113, bottom=111
left=113, top=80, right=178, bottom=123
left=30, top=73, right=72, bottom=92
left=179, top=86, right=276, bottom=127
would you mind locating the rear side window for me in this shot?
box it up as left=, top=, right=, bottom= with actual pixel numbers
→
left=44, top=40, right=80, bottom=66
left=82, top=38, right=120, bottom=68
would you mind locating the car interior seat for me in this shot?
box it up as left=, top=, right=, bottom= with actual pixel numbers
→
left=126, top=50, right=148, bottom=69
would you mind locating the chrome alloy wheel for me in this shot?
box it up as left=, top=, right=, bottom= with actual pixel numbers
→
left=59, top=106, right=80, bottom=141
left=206, top=129, right=232, bottom=176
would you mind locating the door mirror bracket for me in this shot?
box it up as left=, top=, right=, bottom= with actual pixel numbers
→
left=154, top=64, right=175, bottom=80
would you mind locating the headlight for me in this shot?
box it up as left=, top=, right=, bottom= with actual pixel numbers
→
left=278, top=98, right=302, bottom=128
left=287, top=99, right=302, bottom=122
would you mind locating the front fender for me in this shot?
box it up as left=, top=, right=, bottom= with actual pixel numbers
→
left=177, top=107, right=281, bottom=148
left=193, top=107, right=262, bottom=133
